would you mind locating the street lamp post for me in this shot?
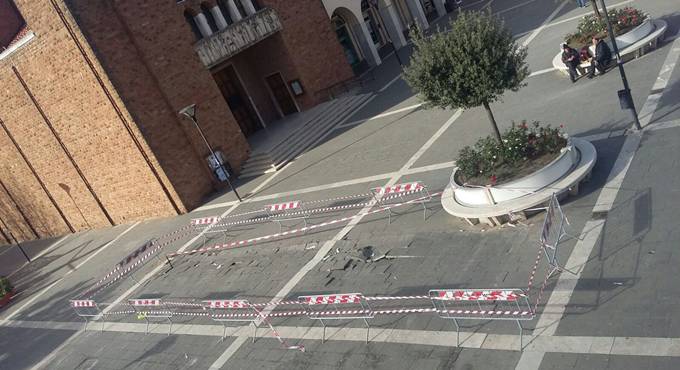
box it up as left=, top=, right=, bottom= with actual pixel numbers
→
left=599, top=0, right=642, bottom=130
left=179, top=104, right=242, bottom=202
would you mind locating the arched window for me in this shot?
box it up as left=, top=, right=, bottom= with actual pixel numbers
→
left=183, top=9, right=202, bottom=41
left=200, top=2, right=219, bottom=32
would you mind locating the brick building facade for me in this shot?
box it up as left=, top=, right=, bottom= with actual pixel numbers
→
left=0, top=0, right=354, bottom=244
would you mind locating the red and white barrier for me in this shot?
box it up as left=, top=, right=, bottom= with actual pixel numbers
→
left=299, top=292, right=374, bottom=343
left=69, top=299, right=104, bottom=332
left=129, top=298, right=173, bottom=335
left=429, top=288, right=534, bottom=349
left=167, top=191, right=441, bottom=259
left=434, top=289, right=524, bottom=302
left=371, top=181, right=432, bottom=223
left=266, top=201, right=300, bottom=212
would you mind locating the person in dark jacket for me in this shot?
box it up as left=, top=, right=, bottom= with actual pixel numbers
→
left=588, top=37, right=612, bottom=78
left=561, top=43, right=580, bottom=83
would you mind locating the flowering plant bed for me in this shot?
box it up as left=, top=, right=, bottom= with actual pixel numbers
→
left=456, top=121, right=568, bottom=187
left=565, top=7, right=648, bottom=49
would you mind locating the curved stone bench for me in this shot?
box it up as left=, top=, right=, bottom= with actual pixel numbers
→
left=441, top=138, right=597, bottom=226
left=551, top=19, right=667, bottom=77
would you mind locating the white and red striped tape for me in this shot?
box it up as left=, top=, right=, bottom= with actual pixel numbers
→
left=373, top=182, right=423, bottom=195
left=168, top=191, right=442, bottom=258
left=267, top=201, right=300, bottom=212
left=191, top=217, right=221, bottom=226
left=129, top=299, right=162, bottom=307
left=301, top=294, right=362, bottom=305
left=433, top=290, right=525, bottom=301
left=203, top=300, right=251, bottom=309
left=70, top=300, right=96, bottom=308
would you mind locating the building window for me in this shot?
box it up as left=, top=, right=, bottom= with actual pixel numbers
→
left=183, top=9, right=202, bottom=41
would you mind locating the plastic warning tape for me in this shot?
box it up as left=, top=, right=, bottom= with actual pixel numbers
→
left=433, top=290, right=525, bottom=302
left=70, top=300, right=96, bottom=307
left=168, top=192, right=442, bottom=259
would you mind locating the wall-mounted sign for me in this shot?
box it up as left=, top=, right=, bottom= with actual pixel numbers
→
left=289, top=79, right=304, bottom=96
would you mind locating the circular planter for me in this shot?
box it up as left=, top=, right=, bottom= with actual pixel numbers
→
left=551, top=18, right=666, bottom=75
left=614, top=18, right=654, bottom=50
left=452, top=139, right=578, bottom=206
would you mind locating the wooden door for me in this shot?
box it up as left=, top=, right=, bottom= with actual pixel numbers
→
left=265, top=73, right=298, bottom=117
left=213, top=65, right=262, bottom=137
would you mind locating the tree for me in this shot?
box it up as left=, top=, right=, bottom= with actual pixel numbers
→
left=403, top=11, right=529, bottom=143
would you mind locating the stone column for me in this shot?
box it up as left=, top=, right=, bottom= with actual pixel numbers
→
left=241, top=0, right=257, bottom=16
left=193, top=13, right=214, bottom=38
left=226, top=0, right=242, bottom=22
left=405, top=0, right=429, bottom=30
left=353, top=21, right=382, bottom=66
left=210, top=5, right=229, bottom=29
left=378, top=0, right=407, bottom=49
left=433, top=0, right=447, bottom=18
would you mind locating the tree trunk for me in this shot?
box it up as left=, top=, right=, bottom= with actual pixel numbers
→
left=482, top=101, right=502, bottom=144
left=591, top=0, right=601, bottom=19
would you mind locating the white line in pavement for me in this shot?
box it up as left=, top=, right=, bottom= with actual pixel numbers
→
left=379, top=74, right=403, bottom=93
left=646, top=119, right=680, bottom=132
left=1, top=222, right=139, bottom=323
left=102, top=161, right=292, bottom=314
left=529, top=67, right=556, bottom=77
left=209, top=108, right=464, bottom=368
left=7, top=235, right=70, bottom=278
left=514, top=0, right=636, bottom=39
left=192, top=160, right=458, bottom=212
left=522, top=0, right=569, bottom=48
left=496, top=0, right=538, bottom=16
left=337, top=103, right=424, bottom=129
left=638, top=36, right=680, bottom=128
left=11, top=319, right=680, bottom=358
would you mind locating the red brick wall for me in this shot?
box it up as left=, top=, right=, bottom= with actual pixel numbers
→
left=0, top=0, right=24, bottom=48
left=65, top=0, right=250, bottom=209
left=258, top=0, right=355, bottom=109
left=0, top=0, right=193, bottom=241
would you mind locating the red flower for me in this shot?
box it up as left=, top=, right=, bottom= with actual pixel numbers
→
left=560, top=124, right=564, bottom=128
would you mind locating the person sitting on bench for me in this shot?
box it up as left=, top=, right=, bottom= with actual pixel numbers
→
left=588, top=37, right=612, bottom=79
left=561, top=43, right=580, bottom=83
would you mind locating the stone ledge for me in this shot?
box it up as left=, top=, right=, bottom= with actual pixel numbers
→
left=441, top=138, right=597, bottom=226
left=551, top=19, right=668, bottom=76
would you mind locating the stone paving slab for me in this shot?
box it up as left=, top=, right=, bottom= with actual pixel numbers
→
left=0, top=326, right=75, bottom=369
left=42, top=331, right=234, bottom=370
left=554, top=127, right=680, bottom=339
left=228, top=338, right=521, bottom=370
left=540, top=352, right=680, bottom=370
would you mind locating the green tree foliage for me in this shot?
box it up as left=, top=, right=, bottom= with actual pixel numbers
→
left=403, top=11, right=529, bottom=143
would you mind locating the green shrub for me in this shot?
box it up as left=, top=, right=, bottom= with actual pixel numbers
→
left=0, top=276, right=13, bottom=296
left=456, top=121, right=567, bottom=182
left=566, top=7, right=648, bottom=47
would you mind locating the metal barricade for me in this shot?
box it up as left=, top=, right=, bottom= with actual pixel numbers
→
left=265, top=201, right=310, bottom=233
left=429, top=288, right=534, bottom=350
left=190, top=216, right=231, bottom=247
left=202, top=299, right=259, bottom=342
left=298, top=293, right=374, bottom=343
left=540, top=193, right=576, bottom=277
left=69, top=299, right=105, bottom=332
left=371, top=181, right=432, bottom=223
left=128, top=298, right=174, bottom=335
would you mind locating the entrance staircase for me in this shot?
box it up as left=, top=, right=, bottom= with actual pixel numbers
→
left=239, top=92, right=372, bottom=178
